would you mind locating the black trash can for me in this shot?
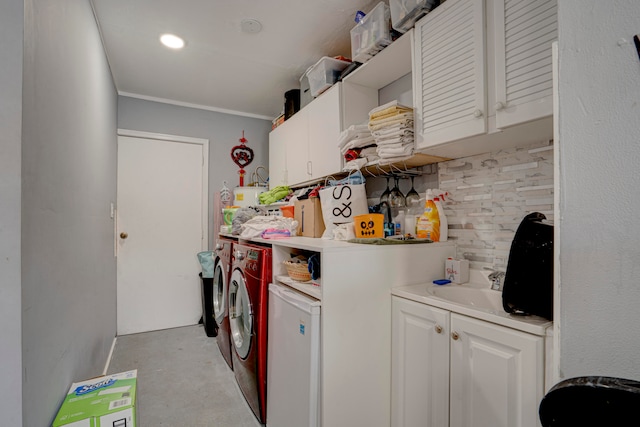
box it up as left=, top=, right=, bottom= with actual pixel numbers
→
left=199, top=273, right=218, bottom=337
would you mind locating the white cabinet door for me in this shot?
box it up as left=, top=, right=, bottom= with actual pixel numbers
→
left=493, top=0, right=557, bottom=129
left=282, top=108, right=310, bottom=186
left=269, top=84, right=345, bottom=187
left=449, top=313, right=544, bottom=427
left=268, top=124, right=288, bottom=189
left=392, top=297, right=450, bottom=427
left=414, top=0, right=487, bottom=149
left=307, top=83, right=342, bottom=180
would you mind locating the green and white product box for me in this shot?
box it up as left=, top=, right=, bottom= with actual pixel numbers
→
left=52, top=369, right=137, bottom=427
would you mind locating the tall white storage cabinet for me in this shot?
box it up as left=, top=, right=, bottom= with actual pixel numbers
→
left=262, top=237, right=456, bottom=427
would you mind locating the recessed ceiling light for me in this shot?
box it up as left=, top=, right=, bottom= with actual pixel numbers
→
left=240, top=19, right=262, bottom=34
left=160, top=33, right=185, bottom=49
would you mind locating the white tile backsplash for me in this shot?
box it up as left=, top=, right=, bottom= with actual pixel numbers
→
left=437, top=141, right=554, bottom=270
left=365, top=140, right=554, bottom=271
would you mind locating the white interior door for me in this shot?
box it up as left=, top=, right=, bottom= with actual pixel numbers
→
left=117, top=131, right=208, bottom=335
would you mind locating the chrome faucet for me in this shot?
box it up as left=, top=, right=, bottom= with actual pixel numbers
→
left=488, top=270, right=506, bottom=291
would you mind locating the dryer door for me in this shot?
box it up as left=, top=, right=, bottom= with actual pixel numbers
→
left=229, top=268, right=253, bottom=360
left=212, top=258, right=226, bottom=324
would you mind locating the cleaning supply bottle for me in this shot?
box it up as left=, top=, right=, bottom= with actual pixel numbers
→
left=416, top=190, right=440, bottom=241
left=433, top=190, right=448, bottom=242
left=393, top=210, right=405, bottom=236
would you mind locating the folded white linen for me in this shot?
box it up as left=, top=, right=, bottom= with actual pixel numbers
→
left=369, top=111, right=414, bottom=126
left=377, top=145, right=414, bottom=157
left=344, top=158, right=368, bottom=171
left=359, top=146, right=378, bottom=157
left=378, top=155, right=415, bottom=165
left=369, top=118, right=414, bottom=132
left=368, top=100, right=413, bottom=118
left=340, top=136, right=377, bottom=153
left=375, top=136, right=413, bottom=146
left=337, top=124, right=371, bottom=148
left=372, top=126, right=414, bottom=138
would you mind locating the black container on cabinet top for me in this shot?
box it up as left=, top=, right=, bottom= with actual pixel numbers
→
left=284, top=89, right=300, bottom=120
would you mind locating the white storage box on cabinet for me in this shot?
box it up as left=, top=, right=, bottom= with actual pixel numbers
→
left=351, top=2, right=393, bottom=63
left=413, top=0, right=557, bottom=158
left=307, top=56, right=351, bottom=98
left=390, top=0, right=439, bottom=33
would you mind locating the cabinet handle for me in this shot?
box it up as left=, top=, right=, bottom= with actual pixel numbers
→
left=451, top=331, right=460, bottom=340
left=473, top=109, right=483, bottom=118
left=495, top=102, right=506, bottom=111
left=435, top=325, right=443, bottom=334
left=307, top=161, right=312, bottom=176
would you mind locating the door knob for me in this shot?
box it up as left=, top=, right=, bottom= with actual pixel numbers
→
left=435, top=325, right=443, bottom=334
left=451, top=331, right=460, bottom=340
left=120, top=232, right=128, bottom=239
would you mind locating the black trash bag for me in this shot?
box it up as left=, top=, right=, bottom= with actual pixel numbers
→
left=199, top=273, right=219, bottom=337
left=502, top=212, right=553, bottom=320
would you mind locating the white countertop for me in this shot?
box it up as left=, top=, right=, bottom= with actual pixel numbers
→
left=392, top=282, right=553, bottom=336
left=249, top=235, right=456, bottom=253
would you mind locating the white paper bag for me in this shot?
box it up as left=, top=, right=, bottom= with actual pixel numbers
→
left=319, top=184, right=369, bottom=239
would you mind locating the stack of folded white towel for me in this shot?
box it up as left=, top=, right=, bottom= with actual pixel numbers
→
left=337, top=123, right=379, bottom=171
left=368, top=101, right=414, bottom=164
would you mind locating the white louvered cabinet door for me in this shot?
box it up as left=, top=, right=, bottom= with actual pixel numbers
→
left=414, top=0, right=487, bottom=150
left=493, top=0, right=557, bottom=129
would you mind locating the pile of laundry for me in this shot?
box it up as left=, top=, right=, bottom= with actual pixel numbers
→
left=368, top=100, right=415, bottom=164
left=337, top=123, right=378, bottom=171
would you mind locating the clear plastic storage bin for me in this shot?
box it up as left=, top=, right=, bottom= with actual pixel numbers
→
left=350, top=2, right=392, bottom=63
left=390, top=0, right=439, bottom=33
left=299, top=69, right=313, bottom=108
left=307, top=56, right=351, bottom=98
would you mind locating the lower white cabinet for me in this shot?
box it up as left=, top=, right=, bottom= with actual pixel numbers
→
left=392, top=296, right=544, bottom=427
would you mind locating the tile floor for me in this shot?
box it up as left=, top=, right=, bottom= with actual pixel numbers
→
left=107, top=324, right=262, bottom=426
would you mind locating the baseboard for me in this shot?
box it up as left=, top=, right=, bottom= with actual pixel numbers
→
left=103, top=336, right=117, bottom=375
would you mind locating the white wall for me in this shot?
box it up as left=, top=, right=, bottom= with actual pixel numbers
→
left=117, top=96, right=271, bottom=246
left=0, top=0, right=23, bottom=424
left=557, top=1, right=640, bottom=380
left=21, top=0, right=118, bottom=425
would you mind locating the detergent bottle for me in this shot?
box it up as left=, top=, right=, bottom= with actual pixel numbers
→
left=416, top=190, right=440, bottom=241
left=433, top=190, right=449, bottom=242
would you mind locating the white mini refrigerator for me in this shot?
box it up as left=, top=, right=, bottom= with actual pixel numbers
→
left=267, top=283, right=321, bottom=427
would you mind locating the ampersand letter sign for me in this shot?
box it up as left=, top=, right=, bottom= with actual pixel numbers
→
left=230, top=130, right=254, bottom=186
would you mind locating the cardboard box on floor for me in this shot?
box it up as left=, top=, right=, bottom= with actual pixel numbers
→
left=294, top=198, right=325, bottom=237
left=52, top=369, right=138, bottom=427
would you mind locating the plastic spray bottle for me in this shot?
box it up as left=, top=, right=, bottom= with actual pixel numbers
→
left=416, top=189, right=440, bottom=241
left=433, top=190, right=449, bottom=242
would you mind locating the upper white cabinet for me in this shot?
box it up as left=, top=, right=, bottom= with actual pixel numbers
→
left=307, top=84, right=343, bottom=179
left=269, top=83, right=345, bottom=188
left=413, top=0, right=556, bottom=158
left=414, top=0, right=487, bottom=147
left=268, top=112, right=300, bottom=188
left=269, top=81, right=381, bottom=188
left=493, top=0, right=558, bottom=129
